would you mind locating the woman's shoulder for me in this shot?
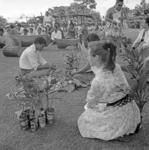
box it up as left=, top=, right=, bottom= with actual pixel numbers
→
left=113, top=64, right=126, bottom=78
left=115, top=63, right=121, bottom=70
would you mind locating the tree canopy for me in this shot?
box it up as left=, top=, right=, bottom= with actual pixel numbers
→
left=74, top=0, right=97, bottom=9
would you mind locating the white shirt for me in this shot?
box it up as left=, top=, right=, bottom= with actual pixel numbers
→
left=51, top=30, right=62, bottom=40
left=43, top=15, right=54, bottom=25
left=19, top=44, right=47, bottom=70
left=132, top=29, right=149, bottom=48
left=113, top=10, right=121, bottom=23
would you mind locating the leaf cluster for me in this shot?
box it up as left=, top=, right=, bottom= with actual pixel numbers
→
left=121, top=42, right=149, bottom=112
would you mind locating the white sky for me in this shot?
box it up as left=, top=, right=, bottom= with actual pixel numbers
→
left=0, top=0, right=144, bottom=22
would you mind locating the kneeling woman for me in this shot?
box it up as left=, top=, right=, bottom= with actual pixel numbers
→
left=78, top=41, right=140, bottom=141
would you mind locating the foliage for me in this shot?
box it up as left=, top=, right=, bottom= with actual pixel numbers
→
left=64, top=51, right=80, bottom=80
left=74, top=0, right=97, bottom=9
left=121, top=43, right=149, bottom=113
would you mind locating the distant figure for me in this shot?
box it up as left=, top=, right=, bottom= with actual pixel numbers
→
left=51, top=23, right=62, bottom=44
left=16, top=24, right=24, bottom=35
left=74, top=33, right=100, bottom=75
left=3, top=25, right=22, bottom=56
left=132, top=17, right=149, bottom=60
left=105, top=0, right=126, bottom=37
left=19, top=37, right=53, bottom=111
left=80, top=24, right=88, bottom=44
left=66, top=21, right=76, bottom=39
left=43, top=11, right=55, bottom=27
left=105, top=0, right=127, bottom=53
left=36, top=27, right=44, bottom=35
left=132, top=17, right=149, bottom=73
left=19, top=36, right=50, bottom=76
left=0, top=28, right=6, bottom=48
left=22, top=28, right=29, bottom=36
left=28, top=27, right=34, bottom=36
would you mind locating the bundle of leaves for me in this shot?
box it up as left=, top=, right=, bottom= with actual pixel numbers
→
left=121, top=44, right=149, bottom=113
left=64, top=51, right=80, bottom=80
left=47, top=51, right=87, bottom=93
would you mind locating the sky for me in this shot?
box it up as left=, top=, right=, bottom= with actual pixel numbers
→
left=0, top=0, right=145, bottom=22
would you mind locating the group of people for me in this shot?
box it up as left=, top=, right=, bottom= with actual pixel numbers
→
left=18, top=31, right=141, bottom=141
left=77, top=0, right=149, bottom=141
left=1, top=0, right=149, bottom=141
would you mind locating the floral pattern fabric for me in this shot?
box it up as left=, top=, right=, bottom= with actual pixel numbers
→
left=78, top=64, right=141, bottom=140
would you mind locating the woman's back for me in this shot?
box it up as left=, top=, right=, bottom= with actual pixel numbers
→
left=87, top=64, right=130, bottom=105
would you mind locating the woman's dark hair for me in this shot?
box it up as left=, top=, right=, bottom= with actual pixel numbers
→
left=34, top=36, right=47, bottom=45
left=116, top=0, right=123, bottom=3
left=145, top=17, right=149, bottom=26
left=87, top=33, right=100, bottom=42
left=90, top=42, right=116, bottom=72
left=83, top=33, right=100, bottom=48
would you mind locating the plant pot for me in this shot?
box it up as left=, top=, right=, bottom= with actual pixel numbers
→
left=46, top=107, right=55, bottom=124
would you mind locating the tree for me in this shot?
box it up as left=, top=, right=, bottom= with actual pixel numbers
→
left=74, top=0, right=97, bottom=9
left=0, top=16, right=7, bottom=27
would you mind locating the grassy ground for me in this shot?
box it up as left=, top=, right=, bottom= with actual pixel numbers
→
left=0, top=46, right=149, bottom=150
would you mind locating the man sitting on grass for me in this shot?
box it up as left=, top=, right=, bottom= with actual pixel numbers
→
left=19, top=36, right=51, bottom=78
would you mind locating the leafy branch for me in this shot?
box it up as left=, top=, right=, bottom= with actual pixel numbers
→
left=121, top=42, right=149, bottom=113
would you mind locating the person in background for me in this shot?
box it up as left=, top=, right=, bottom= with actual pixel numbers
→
left=66, top=21, right=76, bottom=39
left=43, top=10, right=54, bottom=27
left=22, top=28, right=29, bottom=36
left=19, top=36, right=53, bottom=112
left=51, top=23, right=62, bottom=44
left=105, top=0, right=127, bottom=53
left=78, top=41, right=140, bottom=141
left=74, top=33, right=100, bottom=75
left=0, top=28, right=6, bottom=48
left=3, top=24, right=22, bottom=56
left=45, top=24, right=52, bottom=36
left=35, top=27, right=43, bottom=35
left=132, top=17, right=149, bottom=60
left=16, top=24, right=24, bottom=35
left=72, top=33, right=100, bottom=84
left=80, top=24, right=88, bottom=44
left=19, top=36, right=50, bottom=76
left=132, top=17, right=149, bottom=78
left=28, top=27, right=34, bottom=36
left=105, top=0, right=126, bottom=30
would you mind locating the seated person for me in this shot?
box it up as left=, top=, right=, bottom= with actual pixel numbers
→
left=74, top=33, right=100, bottom=75
left=22, top=28, right=29, bottom=35
left=79, top=24, right=88, bottom=44
left=51, top=23, right=62, bottom=44
left=78, top=41, right=141, bottom=141
left=35, top=27, right=45, bottom=35
left=28, top=27, right=34, bottom=36
left=0, top=28, right=5, bottom=48
left=3, top=25, right=23, bottom=56
left=132, top=17, right=149, bottom=60
left=19, top=36, right=50, bottom=78
left=66, top=21, right=76, bottom=39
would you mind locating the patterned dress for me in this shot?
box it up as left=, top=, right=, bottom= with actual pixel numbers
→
left=78, top=64, right=140, bottom=141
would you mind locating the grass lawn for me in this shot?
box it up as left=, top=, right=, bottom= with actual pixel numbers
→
left=0, top=46, right=149, bottom=150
